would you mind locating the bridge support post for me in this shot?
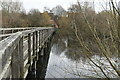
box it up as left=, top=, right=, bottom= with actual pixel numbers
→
left=28, top=33, right=32, bottom=72
left=36, top=33, right=53, bottom=79
left=43, top=42, right=46, bottom=60
left=11, top=45, right=20, bottom=78
left=19, top=37, right=24, bottom=79
left=39, top=31, right=41, bottom=49
left=11, top=36, right=24, bottom=79
left=31, top=32, right=36, bottom=78
left=35, top=31, right=38, bottom=60
left=0, top=27, right=55, bottom=79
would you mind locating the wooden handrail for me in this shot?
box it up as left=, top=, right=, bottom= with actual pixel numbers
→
left=0, top=27, right=53, bottom=31
left=0, top=32, right=22, bottom=79
left=0, top=27, right=55, bottom=79
left=0, top=27, right=54, bottom=40
left=0, top=33, right=16, bottom=38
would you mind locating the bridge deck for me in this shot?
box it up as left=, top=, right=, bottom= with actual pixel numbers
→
left=0, top=27, right=55, bottom=79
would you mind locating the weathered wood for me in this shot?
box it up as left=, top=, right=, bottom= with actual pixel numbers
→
left=42, top=30, right=44, bottom=45
left=0, top=27, right=31, bottom=31
left=23, top=39, right=28, bottom=53
left=11, top=44, right=20, bottom=78
left=0, top=33, right=22, bottom=79
left=43, top=42, right=47, bottom=60
left=35, top=31, right=38, bottom=60
left=0, top=33, right=15, bottom=38
left=0, top=57, right=11, bottom=79
left=33, top=32, right=36, bottom=56
left=19, top=37, right=24, bottom=78
left=31, top=32, right=36, bottom=78
left=0, top=51, right=2, bottom=75
left=39, top=31, right=41, bottom=48
left=28, top=33, right=32, bottom=71
left=0, top=27, right=55, bottom=79
left=1, top=33, right=22, bottom=69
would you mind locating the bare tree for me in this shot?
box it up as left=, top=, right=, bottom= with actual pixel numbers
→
left=1, top=0, right=23, bottom=27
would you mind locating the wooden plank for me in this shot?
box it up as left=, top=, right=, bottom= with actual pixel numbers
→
left=19, top=37, right=24, bottom=78
left=0, top=51, right=2, bottom=74
left=0, top=32, right=22, bottom=70
left=0, top=30, right=2, bottom=41
left=0, top=27, right=54, bottom=35
left=0, top=32, right=22, bottom=51
left=23, top=39, right=28, bottom=54
left=0, top=27, right=55, bottom=79
left=28, top=33, right=32, bottom=70
left=0, top=57, right=11, bottom=80
left=31, top=32, right=36, bottom=76
left=11, top=44, right=20, bottom=78
left=42, top=30, right=44, bottom=44
left=0, top=33, right=14, bottom=38
left=33, top=32, right=36, bottom=56
left=24, top=57, right=28, bottom=67
left=24, top=64, right=30, bottom=78
left=39, top=31, right=41, bottom=47
left=21, top=27, right=55, bottom=36
left=0, top=27, right=32, bottom=31
left=35, top=31, right=38, bottom=60
left=0, top=32, right=22, bottom=79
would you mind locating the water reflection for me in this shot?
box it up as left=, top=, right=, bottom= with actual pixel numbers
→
left=45, top=33, right=119, bottom=78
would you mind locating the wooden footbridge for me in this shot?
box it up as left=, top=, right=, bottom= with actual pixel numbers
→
left=0, top=27, right=55, bottom=79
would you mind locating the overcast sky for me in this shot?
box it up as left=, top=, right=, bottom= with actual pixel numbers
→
left=18, top=0, right=120, bottom=12
left=21, top=0, right=76, bottom=12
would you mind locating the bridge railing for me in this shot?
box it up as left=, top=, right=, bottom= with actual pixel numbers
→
left=0, top=27, right=55, bottom=79
left=0, top=27, right=43, bottom=40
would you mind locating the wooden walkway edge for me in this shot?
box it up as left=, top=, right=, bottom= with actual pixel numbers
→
left=0, top=27, right=55, bottom=79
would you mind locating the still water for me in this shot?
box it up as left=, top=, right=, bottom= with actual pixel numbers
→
left=45, top=34, right=119, bottom=78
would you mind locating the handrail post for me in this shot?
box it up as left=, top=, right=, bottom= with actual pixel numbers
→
left=0, top=27, right=55, bottom=79
left=19, top=37, right=24, bottom=78
left=31, top=32, right=36, bottom=78
left=35, top=31, right=38, bottom=60
left=11, top=44, right=20, bottom=78
left=39, top=31, right=41, bottom=48
left=11, top=36, right=24, bottom=79
left=42, top=30, right=44, bottom=44
left=28, top=33, right=32, bottom=72
left=33, top=32, right=36, bottom=57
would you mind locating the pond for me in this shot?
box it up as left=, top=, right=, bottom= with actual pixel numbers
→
left=45, top=33, right=119, bottom=78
